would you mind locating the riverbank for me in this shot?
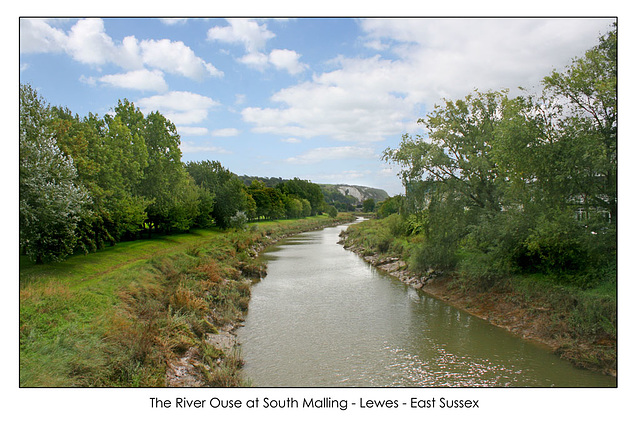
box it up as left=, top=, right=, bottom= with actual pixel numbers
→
left=20, top=213, right=354, bottom=387
left=164, top=214, right=356, bottom=387
left=340, top=225, right=617, bottom=378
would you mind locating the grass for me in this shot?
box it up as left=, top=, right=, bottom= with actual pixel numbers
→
left=20, top=213, right=354, bottom=387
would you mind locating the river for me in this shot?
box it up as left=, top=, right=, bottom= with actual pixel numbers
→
left=237, top=220, right=616, bottom=387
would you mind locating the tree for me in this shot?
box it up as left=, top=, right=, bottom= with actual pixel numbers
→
left=186, top=160, right=255, bottom=228
left=136, top=110, right=185, bottom=233
left=214, top=178, right=254, bottom=228
left=362, top=198, right=375, bottom=213
left=283, top=195, right=304, bottom=218
left=383, top=24, right=617, bottom=281
left=542, top=24, right=617, bottom=221
left=166, top=173, right=203, bottom=232
left=376, top=195, right=404, bottom=219
left=384, top=90, right=508, bottom=215
left=277, top=178, right=324, bottom=215
left=186, top=160, right=236, bottom=194
left=248, top=180, right=287, bottom=220
left=383, top=91, right=510, bottom=272
left=19, top=84, right=90, bottom=263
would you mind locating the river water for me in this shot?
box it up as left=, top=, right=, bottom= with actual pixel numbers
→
left=237, top=220, right=616, bottom=387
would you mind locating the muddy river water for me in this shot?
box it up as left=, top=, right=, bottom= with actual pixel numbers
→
left=237, top=221, right=616, bottom=387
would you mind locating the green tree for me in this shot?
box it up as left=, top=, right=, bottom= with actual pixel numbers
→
left=248, top=180, right=287, bottom=220
left=300, top=198, right=312, bottom=217
left=186, top=160, right=255, bottom=228
left=135, top=110, right=185, bottom=233
left=362, top=198, right=375, bottom=213
left=384, top=90, right=508, bottom=215
left=52, top=107, right=151, bottom=246
left=277, top=178, right=324, bottom=215
left=186, top=160, right=236, bottom=193
left=19, top=84, right=90, bottom=263
left=283, top=195, right=304, bottom=218
left=214, top=178, right=254, bottom=228
left=376, top=195, right=404, bottom=219
left=167, top=173, right=203, bottom=232
left=542, top=24, right=617, bottom=221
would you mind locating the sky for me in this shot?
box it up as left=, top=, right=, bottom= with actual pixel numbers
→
left=19, top=17, right=614, bottom=196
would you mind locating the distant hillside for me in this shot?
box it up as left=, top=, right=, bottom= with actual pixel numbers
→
left=320, top=184, right=389, bottom=204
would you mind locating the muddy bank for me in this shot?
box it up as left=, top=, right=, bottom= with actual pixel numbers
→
left=340, top=235, right=616, bottom=378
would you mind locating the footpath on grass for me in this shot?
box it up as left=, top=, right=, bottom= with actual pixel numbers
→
left=19, top=213, right=354, bottom=387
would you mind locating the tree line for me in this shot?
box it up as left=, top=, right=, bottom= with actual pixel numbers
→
left=19, top=87, right=331, bottom=264
left=380, top=24, right=616, bottom=287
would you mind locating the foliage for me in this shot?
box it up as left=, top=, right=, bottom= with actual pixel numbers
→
left=19, top=84, right=90, bottom=263
left=380, top=24, right=617, bottom=291
left=20, top=84, right=336, bottom=258
left=277, top=177, right=325, bottom=215
left=376, top=195, right=405, bottom=219
left=326, top=205, right=338, bottom=218
left=362, top=198, right=375, bottom=212
left=229, top=211, right=248, bottom=230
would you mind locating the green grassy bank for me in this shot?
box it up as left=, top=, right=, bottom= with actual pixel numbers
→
left=341, top=215, right=617, bottom=376
left=19, top=213, right=354, bottom=387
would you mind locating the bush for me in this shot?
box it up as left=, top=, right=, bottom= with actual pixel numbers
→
left=229, top=211, right=248, bottom=230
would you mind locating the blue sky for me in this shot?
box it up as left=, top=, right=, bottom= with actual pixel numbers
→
left=19, top=17, right=614, bottom=195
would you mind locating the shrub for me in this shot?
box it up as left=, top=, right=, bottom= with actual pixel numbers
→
left=229, top=211, right=248, bottom=230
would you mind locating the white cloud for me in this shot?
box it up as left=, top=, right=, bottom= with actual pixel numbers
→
left=358, top=18, right=612, bottom=100
left=239, top=51, right=269, bottom=70
left=207, top=19, right=275, bottom=53
left=119, top=36, right=144, bottom=69
left=268, top=49, right=307, bottom=75
left=211, top=128, right=240, bottom=137
left=160, top=18, right=189, bottom=26
left=207, top=19, right=307, bottom=75
left=65, top=18, right=117, bottom=65
left=96, top=69, right=168, bottom=92
left=285, top=145, right=376, bottom=164
left=20, top=18, right=67, bottom=53
left=137, top=91, right=220, bottom=125
left=242, top=60, right=413, bottom=142
left=181, top=141, right=232, bottom=155
left=20, top=18, right=222, bottom=81
left=178, top=126, right=210, bottom=136
left=139, top=38, right=223, bottom=80
left=241, top=18, right=612, bottom=144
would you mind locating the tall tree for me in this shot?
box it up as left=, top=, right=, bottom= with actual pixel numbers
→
left=136, top=110, right=185, bottom=233
left=542, top=24, right=617, bottom=221
left=384, top=90, right=508, bottom=215
left=19, top=84, right=90, bottom=263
